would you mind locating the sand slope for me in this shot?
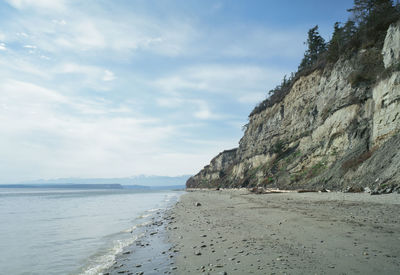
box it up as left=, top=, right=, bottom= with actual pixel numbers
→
left=168, top=190, right=400, bottom=274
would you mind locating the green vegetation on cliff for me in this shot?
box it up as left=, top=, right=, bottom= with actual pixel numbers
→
left=187, top=0, right=400, bottom=192
left=250, top=0, right=400, bottom=117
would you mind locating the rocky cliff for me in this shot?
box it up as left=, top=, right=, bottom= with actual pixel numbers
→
left=187, top=21, right=400, bottom=192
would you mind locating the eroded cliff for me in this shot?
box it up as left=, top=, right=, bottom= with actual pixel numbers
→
left=187, top=22, right=400, bottom=192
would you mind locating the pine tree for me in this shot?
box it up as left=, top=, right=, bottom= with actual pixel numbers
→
left=327, top=22, right=344, bottom=62
left=298, top=25, right=327, bottom=71
left=348, top=0, right=399, bottom=47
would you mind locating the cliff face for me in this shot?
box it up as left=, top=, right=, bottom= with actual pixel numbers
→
left=187, top=22, right=400, bottom=192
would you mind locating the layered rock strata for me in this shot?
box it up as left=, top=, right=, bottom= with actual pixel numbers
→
left=187, top=22, right=400, bottom=191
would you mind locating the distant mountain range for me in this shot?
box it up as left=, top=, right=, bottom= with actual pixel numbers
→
left=1, top=175, right=191, bottom=189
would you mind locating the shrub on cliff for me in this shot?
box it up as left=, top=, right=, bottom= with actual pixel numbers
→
left=249, top=0, right=400, bottom=118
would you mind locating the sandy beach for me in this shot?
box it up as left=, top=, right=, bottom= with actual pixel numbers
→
left=167, top=190, right=400, bottom=274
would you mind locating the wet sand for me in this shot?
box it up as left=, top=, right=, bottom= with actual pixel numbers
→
left=168, top=190, right=400, bottom=274
left=104, top=210, right=179, bottom=275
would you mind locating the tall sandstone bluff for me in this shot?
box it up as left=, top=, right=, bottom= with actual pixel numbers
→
left=187, top=22, right=400, bottom=192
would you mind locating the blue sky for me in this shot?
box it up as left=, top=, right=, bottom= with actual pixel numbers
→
left=0, top=0, right=354, bottom=183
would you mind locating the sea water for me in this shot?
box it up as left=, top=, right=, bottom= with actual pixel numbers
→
left=0, top=188, right=182, bottom=275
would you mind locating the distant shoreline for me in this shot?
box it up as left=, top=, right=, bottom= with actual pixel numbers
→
left=0, top=184, right=185, bottom=190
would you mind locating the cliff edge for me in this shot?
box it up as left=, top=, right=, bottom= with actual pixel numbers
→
left=187, top=21, right=400, bottom=193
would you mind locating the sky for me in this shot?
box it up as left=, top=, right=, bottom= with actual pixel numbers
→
left=0, top=0, right=355, bottom=183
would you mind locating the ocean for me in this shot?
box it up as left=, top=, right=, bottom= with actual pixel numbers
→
left=0, top=188, right=182, bottom=275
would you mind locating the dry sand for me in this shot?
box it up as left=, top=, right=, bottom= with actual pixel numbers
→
left=167, top=190, right=400, bottom=274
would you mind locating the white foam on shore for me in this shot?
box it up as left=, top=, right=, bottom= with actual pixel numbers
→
left=78, top=192, right=183, bottom=275
left=122, top=221, right=151, bottom=233
left=80, top=233, right=144, bottom=275
left=137, top=213, right=152, bottom=219
left=146, top=208, right=162, bottom=213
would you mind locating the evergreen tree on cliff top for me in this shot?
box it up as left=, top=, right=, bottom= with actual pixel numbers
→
left=298, top=25, right=327, bottom=71
left=348, top=0, right=399, bottom=47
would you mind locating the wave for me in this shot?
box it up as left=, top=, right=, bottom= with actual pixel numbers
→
left=79, top=233, right=144, bottom=275
left=146, top=208, right=162, bottom=213
left=122, top=221, right=151, bottom=233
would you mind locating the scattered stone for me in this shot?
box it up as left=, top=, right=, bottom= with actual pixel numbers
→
left=195, top=251, right=202, bottom=256
left=195, top=202, right=202, bottom=206
left=135, top=264, right=142, bottom=268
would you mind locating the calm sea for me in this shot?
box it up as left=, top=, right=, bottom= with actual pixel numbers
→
left=0, top=188, right=182, bottom=275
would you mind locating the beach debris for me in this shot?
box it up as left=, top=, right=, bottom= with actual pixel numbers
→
left=344, top=186, right=363, bottom=193
left=297, top=189, right=318, bottom=193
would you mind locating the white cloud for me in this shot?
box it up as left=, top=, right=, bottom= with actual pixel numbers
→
left=238, top=92, right=266, bottom=104
left=3, top=3, right=198, bottom=59
left=221, top=28, right=305, bottom=59
left=103, top=70, right=115, bottom=82
left=5, top=0, right=66, bottom=12
left=55, top=63, right=116, bottom=87
left=0, top=79, right=184, bottom=182
left=155, top=64, right=285, bottom=96
left=52, top=19, right=66, bottom=25
left=194, top=107, right=213, bottom=120
left=156, top=97, right=184, bottom=108
left=0, top=1, right=308, bottom=183
left=0, top=56, right=50, bottom=78
left=16, top=32, right=29, bottom=38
